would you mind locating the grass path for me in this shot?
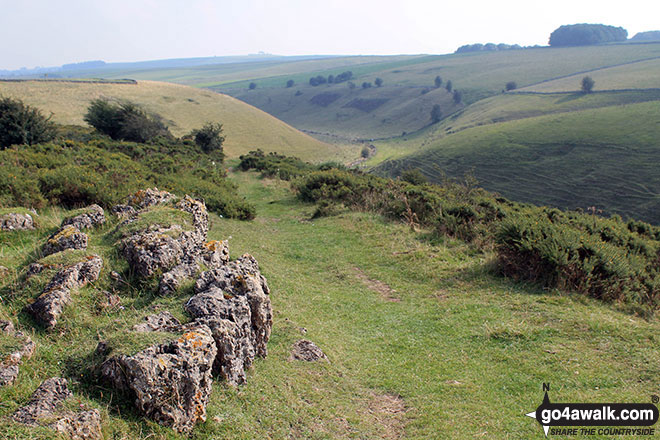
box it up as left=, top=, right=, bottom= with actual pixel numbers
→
left=203, top=171, right=660, bottom=439
left=1, top=171, right=659, bottom=439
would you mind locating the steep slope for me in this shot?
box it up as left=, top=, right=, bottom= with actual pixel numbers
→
left=0, top=80, right=346, bottom=162
left=373, top=99, right=660, bottom=223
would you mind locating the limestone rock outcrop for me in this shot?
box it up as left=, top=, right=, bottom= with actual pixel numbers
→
left=42, top=225, right=88, bottom=257
left=25, top=256, right=103, bottom=328
left=100, top=325, right=216, bottom=433
left=0, top=320, right=36, bottom=387
left=12, top=377, right=102, bottom=440
left=1, top=212, right=35, bottom=231
left=61, top=205, right=106, bottom=230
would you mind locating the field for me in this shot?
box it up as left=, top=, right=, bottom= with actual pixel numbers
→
left=1, top=171, right=659, bottom=439
left=372, top=99, right=660, bottom=223
left=0, top=80, right=355, bottom=162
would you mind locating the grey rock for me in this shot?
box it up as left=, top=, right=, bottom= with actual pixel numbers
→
left=194, top=254, right=272, bottom=358
left=101, top=324, right=216, bottom=433
left=121, top=228, right=183, bottom=278
left=200, top=240, right=230, bottom=269
left=133, top=311, right=183, bottom=332
left=42, top=225, right=88, bottom=257
left=0, top=321, right=36, bottom=387
left=0, top=212, right=34, bottom=231
left=186, top=288, right=255, bottom=385
left=126, top=187, right=177, bottom=210
left=52, top=409, right=103, bottom=440
left=25, top=256, right=103, bottom=328
left=61, top=204, right=106, bottom=230
left=159, top=263, right=199, bottom=296
left=291, top=340, right=327, bottom=362
left=12, top=377, right=72, bottom=425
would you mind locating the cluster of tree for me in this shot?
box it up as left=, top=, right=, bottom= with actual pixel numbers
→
left=549, top=24, right=628, bottom=47
left=455, top=43, right=522, bottom=53
left=631, top=31, right=660, bottom=41
left=0, top=97, right=56, bottom=149
left=309, top=71, right=354, bottom=87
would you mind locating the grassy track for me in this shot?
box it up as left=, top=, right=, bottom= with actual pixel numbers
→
left=2, top=171, right=659, bottom=438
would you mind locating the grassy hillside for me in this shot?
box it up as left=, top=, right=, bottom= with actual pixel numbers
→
left=0, top=80, right=351, bottom=162
left=373, top=99, right=660, bottom=223
left=2, top=171, right=659, bottom=439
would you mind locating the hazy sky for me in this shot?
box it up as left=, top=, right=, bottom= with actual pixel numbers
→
left=1, top=0, right=658, bottom=70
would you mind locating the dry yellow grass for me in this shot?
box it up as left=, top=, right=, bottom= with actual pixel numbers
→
left=0, top=80, right=345, bottom=161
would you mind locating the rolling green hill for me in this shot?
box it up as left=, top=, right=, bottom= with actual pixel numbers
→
left=373, top=97, right=660, bottom=223
left=0, top=80, right=351, bottom=162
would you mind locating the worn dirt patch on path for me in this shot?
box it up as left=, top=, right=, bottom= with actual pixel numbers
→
left=367, top=392, right=408, bottom=439
left=354, top=267, right=400, bottom=302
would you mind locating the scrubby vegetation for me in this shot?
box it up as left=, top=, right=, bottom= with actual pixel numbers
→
left=0, top=97, right=56, bottom=149
left=0, top=109, right=255, bottom=219
left=84, top=99, right=171, bottom=143
left=240, top=151, right=660, bottom=316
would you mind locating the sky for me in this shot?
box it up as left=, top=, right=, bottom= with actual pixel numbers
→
left=0, top=0, right=658, bottom=70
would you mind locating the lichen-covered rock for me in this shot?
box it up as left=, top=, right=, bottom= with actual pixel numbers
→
left=1, top=212, right=35, bottom=231
left=159, top=263, right=199, bottom=296
left=12, top=377, right=72, bottom=425
left=61, top=205, right=106, bottom=230
left=13, top=377, right=102, bottom=439
left=25, top=256, right=103, bottom=328
left=133, top=311, right=183, bottom=332
left=0, top=322, right=36, bottom=387
left=53, top=409, right=103, bottom=440
left=201, top=240, right=230, bottom=269
left=186, top=288, right=255, bottom=385
left=121, top=228, right=183, bottom=278
left=101, top=325, right=216, bottom=433
left=127, top=188, right=177, bottom=210
left=194, top=254, right=272, bottom=358
left=176, top=195, right=209, bottom=239
left=43, top=225, right=88, bottom=257
left=291, top=340, right=328, bottom=362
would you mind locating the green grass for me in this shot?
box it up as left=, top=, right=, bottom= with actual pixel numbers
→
left=373, top=100, right=660, bottom=224
left=0, top=80, right=342, bottom=162
left=3, top=172, right=658, bottom=438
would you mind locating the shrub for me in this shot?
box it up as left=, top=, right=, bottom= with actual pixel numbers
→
left=505, top=81, right=517, bottom=91
left=84, top=99, right=171, bottom=143
left=401, top=168, right=427, bottom=185
left=191, top=122, right=225, bottom=157
left=581, top=76, right=595, bottom=93
left=0, top=97, right=56, bottom=149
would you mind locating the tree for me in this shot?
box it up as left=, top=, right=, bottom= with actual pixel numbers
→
left=430, top=104, right=442, bottom=123
left=192, top=122, right=225, bottom=156
left=549, top=24, right=628, bottom=47
left=0, top=97, right=56, bottom=149
left=505, top=81, right=517, bottom=91
left=434, top=75, right=442, bottom=88
left=84, top=99, right=170, bottom=143
left=581, top=76, right=595, bottom=93
left=328, top=75, right=335, bottom=84
left=362, top=82, right=372, bottom=89
left=286, top=79, right=295, bottom=88
left=347, top=82, right=356, bottom=90
left=374, top=77, right=383, bottom=87
left=361, top=146, right=371, bottom=158
left=453, top=89, right=463, bottom=104
left=445, top=80, right=453, bottom=93
left=248, top=82, right=257, bottom=90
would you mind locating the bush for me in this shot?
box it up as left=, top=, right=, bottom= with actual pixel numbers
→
left=84, top=99, right=171, bottom=143
left=401, top=168, right=427, bottom=185
left=0, top=97, right=56, bottom=149
left=581, top=76, right=595, bottom=93
left=505, top=81, right=517, bottom=91
left=191, top=122, right=225, bottom=157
